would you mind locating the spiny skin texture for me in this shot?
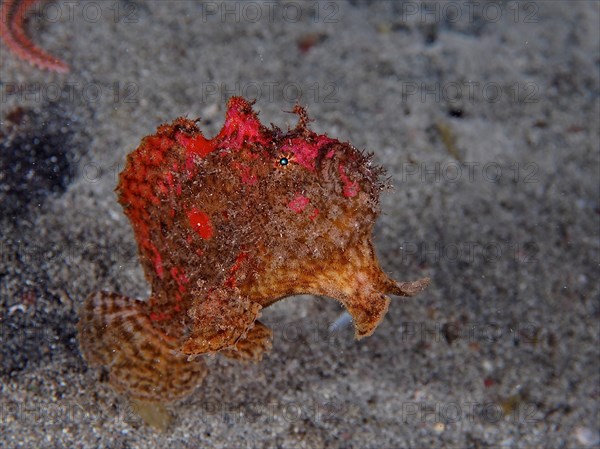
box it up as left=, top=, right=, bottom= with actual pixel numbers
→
left=78, top=97, right=429, bottom=404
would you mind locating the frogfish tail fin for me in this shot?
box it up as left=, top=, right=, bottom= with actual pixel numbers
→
left=77, top=291, right=207, bottom=403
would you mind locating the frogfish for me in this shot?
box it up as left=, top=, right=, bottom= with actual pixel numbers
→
left=78, top=97, right=429, bottom=410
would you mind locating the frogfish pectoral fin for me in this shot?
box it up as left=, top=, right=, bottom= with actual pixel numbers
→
left=328, top=275, right=429, bottom=339
left=312, top=242, right=430, bottom=339
left=338, top=290, right=392, bottom=339
left=330, top=272, right=430, bottom=339
left=181, top=288, right=263, bottom=356
left=77, top=291, right=207, bottom=403
left=382, top=276, right=431, bottom=297
left=220, top=321, right=273, bottom=361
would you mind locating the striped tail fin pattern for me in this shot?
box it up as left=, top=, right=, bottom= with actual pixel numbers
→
left=77, top=292, right=207, bottom=403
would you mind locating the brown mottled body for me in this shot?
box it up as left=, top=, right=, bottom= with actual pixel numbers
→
left=78, top=97, right=429, bottom=405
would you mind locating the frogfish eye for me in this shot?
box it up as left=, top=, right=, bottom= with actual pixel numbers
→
left=279, top=157, right=289, bottom=166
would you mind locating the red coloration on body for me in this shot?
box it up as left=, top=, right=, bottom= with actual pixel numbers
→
left=338, top=162, right=359, bottom=197
left=233, top=162, right=258, bottom=186
left=150, top=244, right=163, bottom=279
left=78, top=97, right=429, bottom=409
left=288, top=194, right=310, bottom=213
left=187, top=208, right=214, bottom=240
left=149, top=311, right=172, bottom=322
left=224, top=252, right=249, bottom=288
left=280, top=135, right=336, bottom=171
left=215, top=96, right=271, bottom=148
left=0, top=0, right=69, bottom=72
left=170, top=267, right=189, bottom=293
left=175, top=132, right=214, bottom=158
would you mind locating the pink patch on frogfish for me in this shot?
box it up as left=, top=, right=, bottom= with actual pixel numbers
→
left=288, top=194, right=311, bottom=213
left=338, top=163, right=359, bottom=198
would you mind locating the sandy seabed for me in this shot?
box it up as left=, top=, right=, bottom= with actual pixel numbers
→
left=1, top=1, right=598, bottom=448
